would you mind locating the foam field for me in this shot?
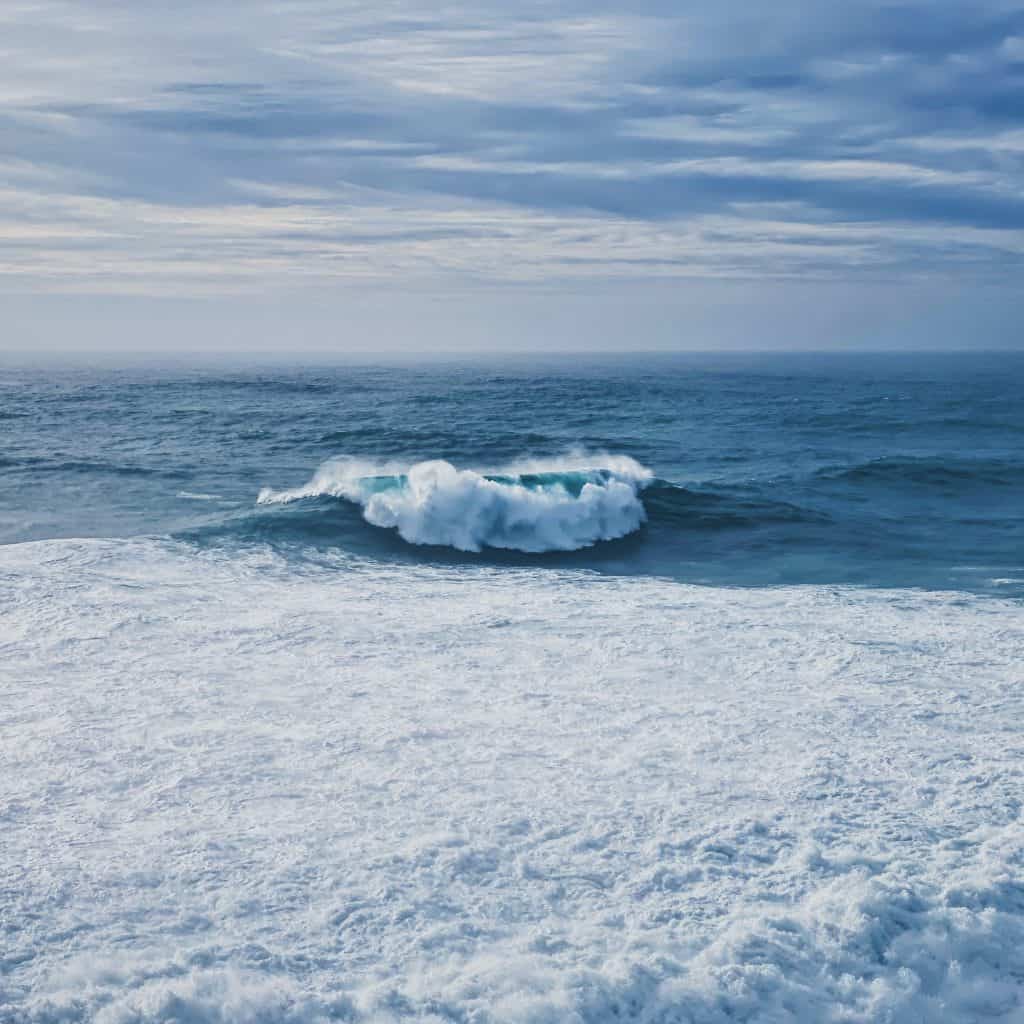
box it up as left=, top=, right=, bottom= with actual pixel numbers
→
left=2, top=538, right=1023, bottom=1022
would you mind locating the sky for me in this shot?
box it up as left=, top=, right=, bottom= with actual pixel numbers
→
left=1, top=0, right=1022, bottom=352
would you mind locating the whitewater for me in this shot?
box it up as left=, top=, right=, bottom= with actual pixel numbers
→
left=3, top=537, right=1023, bottom=1022
left=257, top=455, right=654, bottom=552
left=2, top=354, right=1023, bottom=1022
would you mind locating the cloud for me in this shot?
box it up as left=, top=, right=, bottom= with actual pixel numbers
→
left=0, top=0, right=1021, bottom=300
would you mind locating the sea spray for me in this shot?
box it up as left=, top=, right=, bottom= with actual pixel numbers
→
left=258, top=454, right=653, bottom=552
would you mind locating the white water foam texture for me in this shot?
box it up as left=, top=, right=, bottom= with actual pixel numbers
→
left=2, top=537, right=1023, bottom=1022
left=257, top=454, right=653, bottom=552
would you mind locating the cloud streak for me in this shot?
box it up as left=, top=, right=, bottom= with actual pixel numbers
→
left=0, top=0, right=1022, bottom=300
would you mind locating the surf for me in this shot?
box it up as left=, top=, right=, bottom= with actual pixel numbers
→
left=257, top=454, right=653, bottom=553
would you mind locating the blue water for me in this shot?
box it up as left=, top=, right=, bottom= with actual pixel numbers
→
left=2, top=351, right=1022, bottom=595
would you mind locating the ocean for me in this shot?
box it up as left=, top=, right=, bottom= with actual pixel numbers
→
left=2, top=352, right=1023, bottom=1022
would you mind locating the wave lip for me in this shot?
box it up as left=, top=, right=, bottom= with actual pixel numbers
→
left=258, top=454, right=653, bottom=553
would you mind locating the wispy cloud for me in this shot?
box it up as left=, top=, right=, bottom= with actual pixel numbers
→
left=0, top=0, right=1021, bottom=297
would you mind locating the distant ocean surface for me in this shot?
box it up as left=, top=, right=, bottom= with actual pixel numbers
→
left=3, top=352, right=1023, bottom=1023
left=2, top=351, right=1023, bottom=594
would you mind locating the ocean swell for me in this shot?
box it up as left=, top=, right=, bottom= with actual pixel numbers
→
left=257, top=455, right=653, bottom=553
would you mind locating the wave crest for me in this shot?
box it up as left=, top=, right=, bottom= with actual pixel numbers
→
left=257, top=455, right=653, bottom=553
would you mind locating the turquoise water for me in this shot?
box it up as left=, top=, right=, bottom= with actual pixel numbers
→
left=2, top=351, right=1022, bottom=594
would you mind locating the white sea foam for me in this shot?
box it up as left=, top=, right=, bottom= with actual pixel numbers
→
left=177, top=491, right=223, bottom=502
left=2, top=537, right=1022, bottom=1022
left=257, top=454, right=654, bottom=552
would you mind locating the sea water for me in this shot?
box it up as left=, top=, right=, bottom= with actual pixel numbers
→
left=1, top=352, right=1022, bottom=1022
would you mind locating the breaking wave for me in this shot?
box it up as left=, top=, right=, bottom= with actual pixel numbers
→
left=257, top=455, right=653, bottom=553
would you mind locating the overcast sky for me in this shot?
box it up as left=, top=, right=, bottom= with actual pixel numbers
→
left=2, top=0, right=1022, bottom=351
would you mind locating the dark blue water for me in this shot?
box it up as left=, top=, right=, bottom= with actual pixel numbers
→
left=2, top=352, right=1022, bottom=595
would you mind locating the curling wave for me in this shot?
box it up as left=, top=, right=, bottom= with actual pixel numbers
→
left=257, top=455, right=653, bottom=553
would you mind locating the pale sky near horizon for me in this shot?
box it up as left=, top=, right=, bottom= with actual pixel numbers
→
left=2, top=0, right=1022, bottom=351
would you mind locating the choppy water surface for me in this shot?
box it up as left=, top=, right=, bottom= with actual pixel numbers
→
left=2, top=351, right=1020, bottom=593
left=4, top=351, right=1024, bottom=1023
